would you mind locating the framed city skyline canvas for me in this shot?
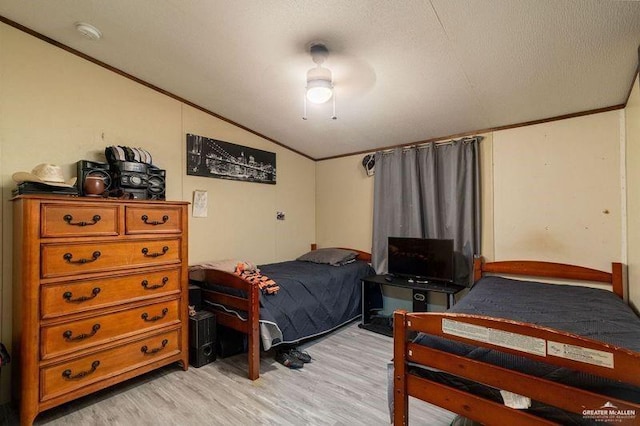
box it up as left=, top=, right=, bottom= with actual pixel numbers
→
left=186, top=133, right=276, bottom=184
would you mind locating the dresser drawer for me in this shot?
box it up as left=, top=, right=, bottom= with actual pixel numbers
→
left=41, top=268, right=181, bottom=319
left=41, top=299, right=180, bottom=359
left=41, top=329, right=180, bottom=402
left=41, top=238, right=182, bottom=278
left=41, top=204, right=119, bottom=238
left=125, top=206, right=182, bottom=235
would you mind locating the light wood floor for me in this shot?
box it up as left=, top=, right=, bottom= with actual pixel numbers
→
left=6, top=321, right=456, bottom=425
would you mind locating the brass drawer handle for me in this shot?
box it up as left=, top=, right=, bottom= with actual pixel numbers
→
left=141, top=339, right=169, bottom=355
left=141, top=246, right=169, bottom=258
left=141, top=276, right=169, bottom=290
left=141, top=308, right=169, bottom=322
left=63, top=324, right=101, bottom=342
left=141, top=214, right=169, bottom=226
left=63, top=287, right=101, bottom=303
left=63, top=251, right=101, bottom=264
left=62, top=360, right=100, bottom=380
left=63, top=214, right=101, bottom=227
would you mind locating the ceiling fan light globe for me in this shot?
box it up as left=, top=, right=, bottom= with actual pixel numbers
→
left=306, top=79, right=333, bottom=104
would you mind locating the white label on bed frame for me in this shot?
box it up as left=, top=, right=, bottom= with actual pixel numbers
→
left=547, top=341, right=614, bottom=369
left=499, top=390, right=531, bottom=409
left=442, top=319, right=546, bottom=356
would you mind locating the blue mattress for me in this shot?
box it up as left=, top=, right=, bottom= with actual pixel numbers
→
left=412, top=276, right=640, bottom=424
left=203, top=260, right=374, bottom=350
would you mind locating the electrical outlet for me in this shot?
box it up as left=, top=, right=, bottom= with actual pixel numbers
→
left=276, top=211, right=285, bottom=220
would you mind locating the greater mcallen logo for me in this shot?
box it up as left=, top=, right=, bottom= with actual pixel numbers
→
left=582, top=401, right=636, bottom=423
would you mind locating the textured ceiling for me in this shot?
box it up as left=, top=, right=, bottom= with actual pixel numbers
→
left=1, top=0, right=639, bottom=160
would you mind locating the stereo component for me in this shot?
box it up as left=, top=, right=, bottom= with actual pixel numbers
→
left=78, top=147, right=166, bottom=200
left=189, top=310, right=216, bottom=368
left=106, top=161, right=166, bottom=200
left=147, top=166, right=166, bottom=200
left=110, top=160, right=148, bottom=189
left=192, top=342, right=215, bottom=368
left=122, top=188, right=148, bottom=200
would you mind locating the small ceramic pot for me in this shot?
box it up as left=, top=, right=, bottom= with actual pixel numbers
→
left=83, top=175, right=105, bottom=196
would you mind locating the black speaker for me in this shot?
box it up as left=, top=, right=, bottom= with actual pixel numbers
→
left=412, top=290, right=428, bottom=312
left=189, top=310, right=216, bottom=368
left=147, top=166, right=166, bottom=200
left=76, top=160, right=112, bottom=196
left=192, top=341, right=215, bottom=368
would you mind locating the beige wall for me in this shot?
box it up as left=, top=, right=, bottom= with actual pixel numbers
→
left=493, top=111, right=622, bottom=272
left=626, top=75, right=640, bottom=311
left=183, top=105, right=316, bottom=265
left=0, top=23, right=315, bottom=403
left=315, top=155, right=374, bottom=252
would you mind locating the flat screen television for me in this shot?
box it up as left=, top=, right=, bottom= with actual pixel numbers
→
left=388, top=237, right=454, bottom=282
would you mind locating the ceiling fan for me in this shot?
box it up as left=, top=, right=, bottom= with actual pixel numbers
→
left=303, top=42, right=337, bottom=120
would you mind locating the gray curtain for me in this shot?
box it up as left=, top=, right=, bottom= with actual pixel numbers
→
left=372, top=137, right=482, bottom=285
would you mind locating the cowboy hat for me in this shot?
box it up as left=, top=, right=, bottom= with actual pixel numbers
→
left=12, top=163, right=77, bottom=188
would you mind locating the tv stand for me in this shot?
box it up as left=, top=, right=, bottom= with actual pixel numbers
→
left=359, top=274, right=466, bottom=336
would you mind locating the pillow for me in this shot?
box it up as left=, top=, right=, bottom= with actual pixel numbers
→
left=296, top=248, right=358, bottom=266
left=189, top=259, right=256, bottom=282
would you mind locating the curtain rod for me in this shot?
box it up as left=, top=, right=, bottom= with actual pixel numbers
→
left=379, top=136, right=482, bottom=154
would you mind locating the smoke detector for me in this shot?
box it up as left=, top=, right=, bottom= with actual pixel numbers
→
left=75, top=22, right=102, bottom=40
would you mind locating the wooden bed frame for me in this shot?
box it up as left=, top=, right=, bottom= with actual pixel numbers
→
left=393, top=257, right=640, bottom=425
left=199, top=246, right=371, bottom=380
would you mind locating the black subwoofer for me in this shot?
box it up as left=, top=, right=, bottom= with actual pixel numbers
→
left=189, top=310, right=216, bottom=368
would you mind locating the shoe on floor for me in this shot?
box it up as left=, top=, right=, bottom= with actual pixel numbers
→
left=289, top=348, right=311, bottom=363
left=276, top=351, right=304, bottom=369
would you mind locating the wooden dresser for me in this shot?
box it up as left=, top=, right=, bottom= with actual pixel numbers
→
left=12, top=195, right=189, bottom=425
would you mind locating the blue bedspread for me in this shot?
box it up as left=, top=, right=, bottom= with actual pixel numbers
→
left=412, top=276, right=640, bottom=424
left=444, top=276, right=640, bottom=350
left=203, top=260, right=374, bottom=350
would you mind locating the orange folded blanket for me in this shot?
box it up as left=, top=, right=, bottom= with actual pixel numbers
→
left=234, top=263, right=280, bottom=295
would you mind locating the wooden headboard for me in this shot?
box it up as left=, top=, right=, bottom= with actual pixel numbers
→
left=473, top=257, right=624, bottom=299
